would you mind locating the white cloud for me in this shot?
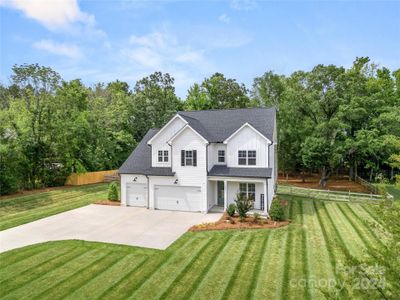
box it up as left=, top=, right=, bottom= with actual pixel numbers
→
left=218, top=13, right=231, bottom=24
left=124, top=30, right=207, bottom=69
left=33, top=39, right=83, bottom=59
left=0, top=0, right=101, bottom=34
left=230, top=0, right=258, bottom=11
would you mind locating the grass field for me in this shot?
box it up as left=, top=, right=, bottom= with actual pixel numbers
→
left=0, top=184, right=108, bottom=231
left=0, top=196, right=383, bottom=300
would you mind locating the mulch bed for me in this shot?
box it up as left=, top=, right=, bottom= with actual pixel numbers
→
left=278, top=173, right=370, bottom=193
left=94, top=200, right=121, bottom=206
left=189, top=213, right=289, bottom=232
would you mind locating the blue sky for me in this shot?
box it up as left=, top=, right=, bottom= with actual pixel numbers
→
left=1, top=0, right=399, bottom=98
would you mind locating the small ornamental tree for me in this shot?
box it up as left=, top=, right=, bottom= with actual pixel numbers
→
left=234, top=193, right=253, bottom=222
left=108, top=182, right=119, bottom=201
left=269, top=198, right=285, bottom=221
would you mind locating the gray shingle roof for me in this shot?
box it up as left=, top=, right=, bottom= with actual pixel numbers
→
left=178, top=107, right=276, bottom=142
left=119, top=129, right=175, bottom=176
left=208, top=165, right=272, bottom=178
left=119, top=107, right=276, bottom=175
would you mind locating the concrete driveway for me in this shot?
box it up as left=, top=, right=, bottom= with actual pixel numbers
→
left=0, top=205, right=222, bottom=253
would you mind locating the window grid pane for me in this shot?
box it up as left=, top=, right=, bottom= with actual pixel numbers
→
left=218, top=150, right=225, bottom=163
left=185, top=150, right=193, bottom=166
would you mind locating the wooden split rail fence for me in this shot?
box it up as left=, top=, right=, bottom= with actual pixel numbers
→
left=277, top=184, right=393, bottom=203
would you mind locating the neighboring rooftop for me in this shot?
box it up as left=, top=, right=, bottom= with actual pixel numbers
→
left=178, top=107, right=276, bottom=142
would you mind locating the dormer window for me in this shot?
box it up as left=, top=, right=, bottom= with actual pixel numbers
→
left=158, top=150, right=169, bottom=162
left=218, top=150, right=225, bottom=163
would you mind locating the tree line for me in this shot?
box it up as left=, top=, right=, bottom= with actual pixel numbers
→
left=1, top=57, right=399, bottom=195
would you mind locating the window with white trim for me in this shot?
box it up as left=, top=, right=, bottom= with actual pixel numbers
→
left=181, top=150, right=197, bottom=166
left=238, top=150, right=247, bottom=165
left=239, top=183, right=256, bottom=200
left=238, top=150, right=256, bottom=165
left=218, top=150, right=225, bottom=163
left=248, top=151, right=256, bottom=165
left=158, top=150, right=169, bottom=162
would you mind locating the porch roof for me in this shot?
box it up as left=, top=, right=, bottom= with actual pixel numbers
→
left=208, top=165, right=272, bottom=179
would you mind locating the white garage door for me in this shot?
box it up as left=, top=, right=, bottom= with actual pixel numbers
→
left=154, top=185, right=202, bottom=212
left=126, top=183, right=147, bottom=207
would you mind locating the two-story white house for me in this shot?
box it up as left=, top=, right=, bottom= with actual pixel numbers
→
left=119, top=107, right=277, bottom=215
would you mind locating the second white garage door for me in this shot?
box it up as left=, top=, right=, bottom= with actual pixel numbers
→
left=154, top=185, right=202, bottom=212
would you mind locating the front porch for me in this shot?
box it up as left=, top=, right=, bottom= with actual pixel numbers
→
left=207, top=176, right=269, bottom=215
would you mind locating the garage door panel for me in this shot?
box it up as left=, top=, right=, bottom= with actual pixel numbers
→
left=155, top=185, right=202, bottom=212
left=126, top=183, right=147, bottom=207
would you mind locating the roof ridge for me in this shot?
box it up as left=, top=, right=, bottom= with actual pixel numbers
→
left=178, top=106, right=275, bottom=113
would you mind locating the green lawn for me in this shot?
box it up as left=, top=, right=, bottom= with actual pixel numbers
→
left=0, top=184, right=108, bottom=230
left=0, top=197, right=383, bottom=299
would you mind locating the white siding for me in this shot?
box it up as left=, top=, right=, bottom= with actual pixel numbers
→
left=207, top=143, right=227, bottom=171
left=171, top=127, right=208, bottom=212
left=151, top=116, right=186, bottom=167
left=226, top=126, right=269, bottom=168
left=120, top=174, right=147, bottom=206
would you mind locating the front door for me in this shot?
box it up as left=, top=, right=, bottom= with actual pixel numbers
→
left=217, top=181, right=224, bottom=206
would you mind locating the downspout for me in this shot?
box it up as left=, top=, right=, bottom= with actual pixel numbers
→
left=145, top=175, right=149, bottom=209
left=266, top=178, right=269, bottom=215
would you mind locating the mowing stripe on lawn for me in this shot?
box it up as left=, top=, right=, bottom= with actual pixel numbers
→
left=0, top=243, right=71, bottom=276
left=246, top=230, right=271, bottom=300
left=190, top=233, right=252, bottom=300
left=224, top=233, right=266, bottom=300
left=158, top=236, right=217, bottom=299
left=283, top=199, right=308, bottom=300
left=130, top=237, right=212, bottom=299
left=0, top=244, right=76, bottom=284
left=343, top=203, right=385, bottom=248
left=0, top=184, right=107, bottom=205
left=0, top=185, right=106, bottom=213
left=336, top=203, right=375, bottom=251
left=97, top=256, right=149, bottom=300
left=301, top=200, right=334, bottom=300
left=320, top=201, right=352, bottom=258
left=101, top=236, right=200, bottom=299
left=352, top=204, right=382, bottom=227
left=221, top=234, right=255, bottom=299
left=323, top=202, right=366, bottom=257
left=280, top=199, right=295, bottom=300
left=177, top=234, right=234, bottom=300
left=0, top=189, right=106, bottom=220
left=0, top=242, right=66, bottom=270
left=66, top=254, right=148, bottom=300
left=3, top=249, right=108, bottom=300
left=359, top=204, right=383, bottom=226
left=36, top=252, right=123, bottom=300
left=252, top=228, right=287, bottom=299
left=0, top=247, right=83, bottom=295
left=299, top=199, right=312, bottom=300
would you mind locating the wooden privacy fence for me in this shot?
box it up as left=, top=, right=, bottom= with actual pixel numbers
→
left=65, top=170, right=118, bottom=186
left=277, top=184, right=393, bottom=203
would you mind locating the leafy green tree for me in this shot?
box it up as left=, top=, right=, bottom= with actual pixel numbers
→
left=133, top=72, right=182, bottom=141
left=184, top=73, right=251, bottom=110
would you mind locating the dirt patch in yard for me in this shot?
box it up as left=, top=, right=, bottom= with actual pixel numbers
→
left=94, top=200, right=121, bottom=206
left=189, top=213, right=289, bottom=232
left=278, top=174, right=369, bottom=193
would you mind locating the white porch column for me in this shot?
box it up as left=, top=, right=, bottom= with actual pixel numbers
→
left=224, top=180, right=228, bottom=211
left=264, top=180, right=268, bottom=216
